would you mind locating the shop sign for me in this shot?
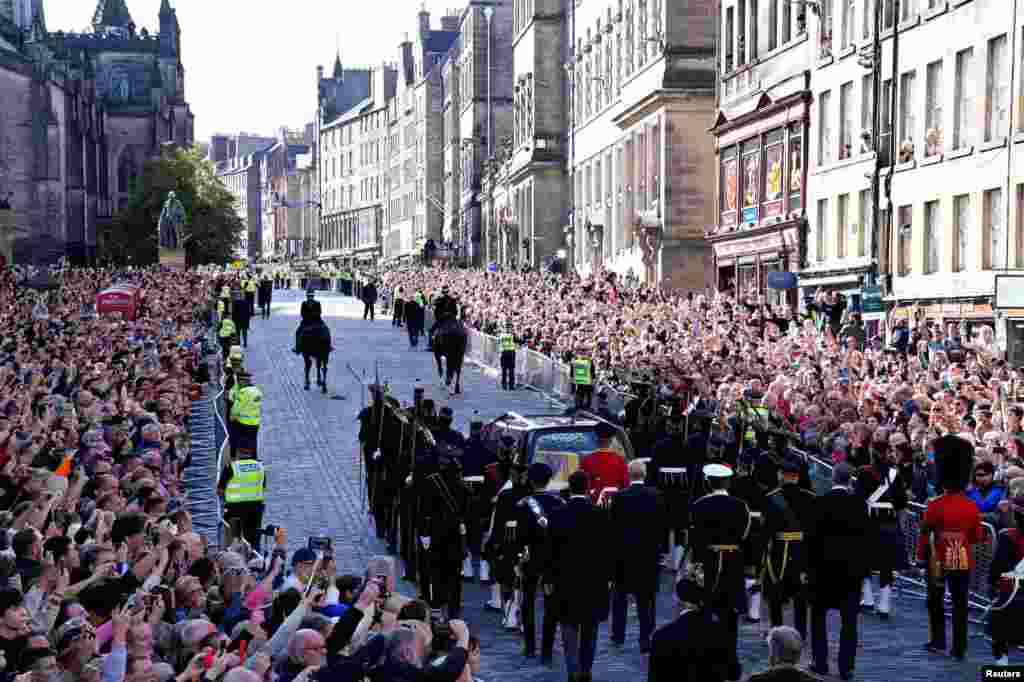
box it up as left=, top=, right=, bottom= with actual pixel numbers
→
left=862, top=285, right=883, bottom=314
left=713, top=226, right=798, bottom=259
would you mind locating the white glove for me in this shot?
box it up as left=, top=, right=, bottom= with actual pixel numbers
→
left=420, top=536, right=432, bottom=550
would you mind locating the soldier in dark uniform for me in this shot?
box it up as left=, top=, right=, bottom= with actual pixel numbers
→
left=986, top=494, right=1024, bottom=665
left=854, top=441, right=908, bottom=618
left=432, top=406, right=466, bottom=450
left=427, top=285, right=459, bottom=348
left=731, top=445, right=767, bottom=624
left=514, top=462, right=565, bottom=662
left=485, top=457, right=530, bottom=630
left=231, top=295, right=252, bottom=349
left=689, top=462, right=751, bottom=682
left=359, top=386, right=405, bottom=552
left=624, top=382, right=658, bottom=457
left=461, top=420, right=496, bottom=582
left=647, top=410, right=699, bottom=569
left=762, top=453, right=817, bottom=641
left=293, top=289, right=323, bottom=352
left=419, top=439, right=471, bottom=619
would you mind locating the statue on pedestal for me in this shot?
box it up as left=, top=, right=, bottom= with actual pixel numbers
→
left=158, top=191, right=187, bottom=268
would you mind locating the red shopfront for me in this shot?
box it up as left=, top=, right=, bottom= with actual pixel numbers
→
left=708, top=91, right=811, bottom=305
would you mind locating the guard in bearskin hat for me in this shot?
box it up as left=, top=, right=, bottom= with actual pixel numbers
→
left=853, top=435, right=908, bottom=618
left=986, top=494, right=1024, bottom=665
left=916, top=435, right=982, bottom=661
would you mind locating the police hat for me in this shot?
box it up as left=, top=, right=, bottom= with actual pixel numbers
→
left=469, top=420, right=483, bottom=433
left=527, top=462, right=554, bottom=487
left=439, top=407, right=454, bottom=419
left=702, top=463, right=733, bottom=479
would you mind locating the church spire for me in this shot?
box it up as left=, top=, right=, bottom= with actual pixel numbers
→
left=92, top=0, right=134, bottom=32
left=332, top=50, right=343, bottom=80
left=159, top=0, right=172, bottom=13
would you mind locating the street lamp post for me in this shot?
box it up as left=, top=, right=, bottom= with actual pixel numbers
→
left=482, top=5, right=494, bottom=270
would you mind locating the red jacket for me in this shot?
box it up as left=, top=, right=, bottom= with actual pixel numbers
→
left=581, top=450, right=629, bottom=502
left=916, top=491, right=983, bottom=571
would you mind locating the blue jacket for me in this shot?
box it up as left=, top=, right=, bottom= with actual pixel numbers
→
left=967, top=485, right=1005, bottom=514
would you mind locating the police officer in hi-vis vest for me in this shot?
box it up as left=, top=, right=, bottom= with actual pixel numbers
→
left=218, top=450, right=267, bottom=549
left=229, top=371, right=262, bottom=458
left=498, top=324, right=518, bottom=390
left=243, top=276, right=258, bottom=316
left=571, top=347, right=596, bottom=409
left=217, top=315, right=237, bottom=360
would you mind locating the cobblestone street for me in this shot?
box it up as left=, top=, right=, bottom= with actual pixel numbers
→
left=242, top=290, right=988, bottom=681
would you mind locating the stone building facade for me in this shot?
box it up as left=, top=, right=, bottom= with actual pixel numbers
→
left=0, top=0, right=193, bottom=266
left=567, top=0, right=717, bottom=289
left=211, top=133, right=275, bottom=261
left=318, top=64, right=396, bottom=265
left=383, top=11, right=460, bottom=261
left=440, top=1, right=514, bottom=267
left=259, top=129, right=310, bottom=259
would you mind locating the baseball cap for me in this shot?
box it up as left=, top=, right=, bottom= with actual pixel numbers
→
left=292, top=547, right=317, bottom=566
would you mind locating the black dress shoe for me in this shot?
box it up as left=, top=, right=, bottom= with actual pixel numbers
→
left=523, top=650, right=536, bottom=659
left=810, top=664, right=829, bottom=676
left=840, top=671, right=854, bottom=681
left=639, top=642, right=651, bottom=654
left=951, top=650, right=966, bottom=661
left=923, top=641, right=946, bottom=655
left=540, top=655, right=553, bottom=667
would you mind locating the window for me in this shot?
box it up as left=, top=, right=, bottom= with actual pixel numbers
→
left=782, top=0, right=791, bottom=43
left=954, top=48, right=974, bottom=149
left=839, top=81, right=853, bottom=159
left=901, top=0, right=914, bottom=22
left=880, top=78, right=893, bottom=164
left=924, top=200, right=941, bottom=274
left=837, top=193, right=849, bottom=258
left=925, top=60, right=943, bottom=155
left=816, top=198, right=829, bottom=261
left=899, top=71, right=916, bottom=158
left=954, top=194, right=970, bottom=271
left=818, top=89, right=832, bottom=165
left=861, top=74, right=874, bottom=152
left=985, top=188, right=1006, bottom=269
left=841, top=0, right=854, bottom=49
left=897, top=205, right=912, bottom=276
left=738, top=0, right=747, bottom=64
left=857, top=189, right=869, bottom=257
left=724, top=7, right=734, bottom=72
left=986, top=34, right=1009, bottom=142
left=819, top=0, right=833, bottom=57
left=882, top=0, right=894, bottom=29
left=862, top=0, right=873, bottom=39
left=769, top=0, right=779, bottom=51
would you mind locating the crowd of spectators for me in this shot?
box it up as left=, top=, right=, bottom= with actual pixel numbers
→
left=382, top=267, right=1024, bottom=513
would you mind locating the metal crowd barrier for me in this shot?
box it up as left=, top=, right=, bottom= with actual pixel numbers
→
left=424, top=311, right=1004, bottom=624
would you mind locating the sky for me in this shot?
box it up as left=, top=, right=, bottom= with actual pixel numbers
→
left=46, top=0, right=460, bottom=142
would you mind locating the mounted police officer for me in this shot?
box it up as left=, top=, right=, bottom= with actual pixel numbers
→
left=688, top=462, right=750, bottom=682
left=514, top=462, right=565, bottom=662
left=427, top=285, right=459, bottom=349
left=762, top=452, right=817, bottom=641
left=293, top=288, right=323, bottom=353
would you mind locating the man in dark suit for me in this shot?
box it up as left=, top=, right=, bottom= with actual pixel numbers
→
left=807, top=462, right=869, bottom=680
left=610, top=459, right=665, bottom=653
left=648, top=577, right=731, bottom=682
left=545, top=470, right=612, bottom=682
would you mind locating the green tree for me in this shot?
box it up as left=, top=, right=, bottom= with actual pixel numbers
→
left=104, top=147, right=242, bottom=266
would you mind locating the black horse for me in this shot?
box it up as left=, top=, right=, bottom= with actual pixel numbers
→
left=432, top=317, right=468, bottom=396
left=295, top=319, right=333, bottom=393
